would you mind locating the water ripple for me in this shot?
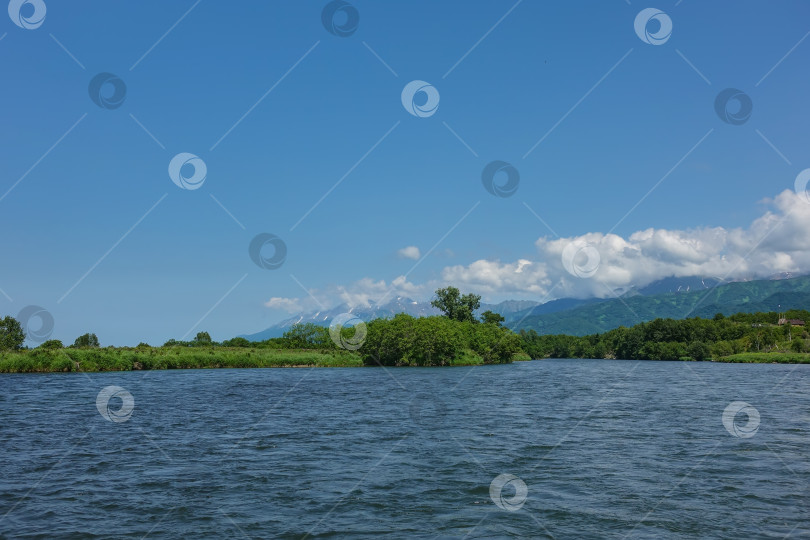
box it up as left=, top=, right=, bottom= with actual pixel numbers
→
left=0, top=360, right=808, bottom=538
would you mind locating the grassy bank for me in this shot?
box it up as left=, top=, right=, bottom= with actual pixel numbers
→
left=715, top=352, right=810, bottom=364
left=0, top=346, right=507, bottom=373
left=0, top=347, right=365, bottom=373
left=1, top=288, right=531, bottom=371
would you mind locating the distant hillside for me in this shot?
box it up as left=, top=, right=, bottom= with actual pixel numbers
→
left=511, top=275, right=810, bottom=336
left=242, top=274, right=806, bottom=341
left=635, top=276, right=725, bottom=296
left=502, top=275, right=726, bottom=326
left=505, top=297, right=606, bottom=322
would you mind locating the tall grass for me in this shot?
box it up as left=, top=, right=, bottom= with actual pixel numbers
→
left=716, top=352, right=810, bottom=364
left=0, top=347, right=364, bottom=373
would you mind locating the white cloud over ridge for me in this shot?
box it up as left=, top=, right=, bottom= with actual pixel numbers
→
left=265, top=190, right=810, bottom=313
left=264, top=297, right=303, bottom=313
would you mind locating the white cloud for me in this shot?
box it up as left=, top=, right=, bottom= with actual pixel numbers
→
left=336, top=275, right=425, bottom=307
left=397, top=246, right=421, bottom=260
left=264, top=189, right=810, bottom=313
left=441, top=259, right=551, bottom=296
left=264, top=297, right=303, bottom=313
left=263, top=276, right=428, bottom=314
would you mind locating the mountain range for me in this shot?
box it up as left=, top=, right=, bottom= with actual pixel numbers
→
left=241, top=274, right=810, bottom=340
left=508, top=274, right=810, bottom=335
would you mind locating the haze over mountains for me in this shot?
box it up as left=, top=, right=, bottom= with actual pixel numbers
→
left=242, top=274, right=808, bottom=340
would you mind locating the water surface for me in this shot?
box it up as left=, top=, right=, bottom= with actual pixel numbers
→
left=1, top=359, right=808, bottom=538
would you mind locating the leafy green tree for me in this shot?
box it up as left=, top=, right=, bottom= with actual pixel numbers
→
left=73, top=333, right=100, bottom=348
left=194, top=331, right=212, bottom=345
left=615, top=326, right=644, bottom=360
left=431, top=287, right=481, bottom=323
left=687, top=341, right=710, bottom=361
left=361, top=314, right=417, bottom=366
left=39, top=339, right=64, bottom=349
left=0, top=316, right=25, bottom=351
left=663, top=341, right=687, bottom=360
left=408, top=317, right=463, bottom=366
left=710, top=340, right=734, bottom=358
left=520, top=309, right=810, bottom=361
left=481, top=310, right=505, bottom=326
left=282, top=323, right=332, bottom=349
left=469, top=321, right=522, bottom=363
left=222, top=337, right=251, bottom=348
left=359, top=313, right=526, bottom=366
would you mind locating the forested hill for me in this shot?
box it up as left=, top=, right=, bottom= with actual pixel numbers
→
left=510, top=275, right=810, bottom=336
left=519, top=309, right=810, bottom=362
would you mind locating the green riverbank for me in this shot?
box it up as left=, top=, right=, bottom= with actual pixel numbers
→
left=715, top=352, right=810, bottom=364
left=0, top=347, right=532, bottom=373
left=0, top=348, right=364, bottom=373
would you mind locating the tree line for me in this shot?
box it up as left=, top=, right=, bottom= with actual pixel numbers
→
left=0, top=288, right=524, bottom=367
left=5, top=291, right=807, bottom=365
left=0, top=317, right=101, bottom=351
left=520, top=309, right=810, bottom=361
left=243, top=287, right=523, bottom=366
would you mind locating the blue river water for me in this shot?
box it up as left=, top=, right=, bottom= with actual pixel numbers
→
left=1, top=359, right=808, bottom=539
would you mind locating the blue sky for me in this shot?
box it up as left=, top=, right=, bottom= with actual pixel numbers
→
left=1, top=0, right=810, bottom=345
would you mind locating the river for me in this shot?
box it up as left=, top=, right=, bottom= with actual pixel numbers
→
left=1, top=359, right=808, bottom=538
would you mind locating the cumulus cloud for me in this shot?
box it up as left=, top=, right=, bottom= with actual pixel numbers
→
left=264, top=189, right=810, bottom=313
left=446, top=189, right=809, bottom=301
left=264, top=276, right=428, bottom=315
left=334, top=276, right=425, bottom=307
left=441, top=259, right=551, bottom=296
left=264, top=297, right=303, bottom=313
left=397, top=246, right=421, bottom=260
